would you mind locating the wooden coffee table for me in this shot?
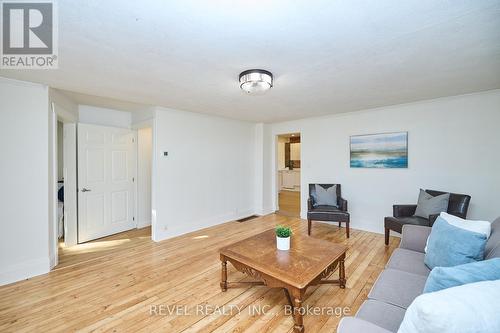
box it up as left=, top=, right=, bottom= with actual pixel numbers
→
left=219, top=229, right=347, bottom=332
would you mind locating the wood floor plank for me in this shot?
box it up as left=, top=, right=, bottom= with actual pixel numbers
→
left=277, top=190, right=300, bottom=217
left=0, top=214, right=399, bottom=332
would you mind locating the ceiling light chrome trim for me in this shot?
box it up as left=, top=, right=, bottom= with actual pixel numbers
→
left=239, top=69, right=273, bottom=94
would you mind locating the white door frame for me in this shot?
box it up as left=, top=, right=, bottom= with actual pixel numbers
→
left=132, top=118, right=156, bottom=240
left=274, top=132, right=302, bottom=216
left=51, top=102, right=78, bottom=269
left=50, top=104, right=58, bottom=268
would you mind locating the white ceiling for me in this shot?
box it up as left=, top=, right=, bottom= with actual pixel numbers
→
left=58, top=90, right=151, bottom=113
left=1, top=0, right=500, bottom=122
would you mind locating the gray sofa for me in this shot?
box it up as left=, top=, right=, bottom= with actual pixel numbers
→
left=338, top=217, right=500, bottom=333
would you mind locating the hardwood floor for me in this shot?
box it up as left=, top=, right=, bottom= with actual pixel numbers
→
left=277, top=190, right=301, bottom=217
left=0, top=214, right=400, bottom=333
left=57, top=227, right=152, bottom=269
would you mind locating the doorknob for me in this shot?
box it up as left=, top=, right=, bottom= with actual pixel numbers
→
left=81, top=188, right=91, bottom=192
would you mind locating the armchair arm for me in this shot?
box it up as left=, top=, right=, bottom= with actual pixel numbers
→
left=307, top=197, right=314, bottom=211
left=338, top=197, right=348, bottom=212
left=400, top=224, right=432, bottom=253
left=393, top=204, right=417, bottom=218
left=338, top=317, right=392, bottom=333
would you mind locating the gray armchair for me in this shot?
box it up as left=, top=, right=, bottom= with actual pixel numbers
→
left=307, top=184, right=350, bottom=238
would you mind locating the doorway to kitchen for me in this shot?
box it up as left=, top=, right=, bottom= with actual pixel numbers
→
left=276, top=133, right=301, bottom=217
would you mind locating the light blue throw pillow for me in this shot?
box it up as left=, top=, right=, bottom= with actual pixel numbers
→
left=424, top=216, right=487, bottom=269
left=424, top=258, right=500, bottom=293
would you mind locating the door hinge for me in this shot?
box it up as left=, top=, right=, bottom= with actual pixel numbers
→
left=133, top=217, right=135, bottom=221
left=132, top=138, right=135, bottom=143
left=132, top=177, right=135, bottom=182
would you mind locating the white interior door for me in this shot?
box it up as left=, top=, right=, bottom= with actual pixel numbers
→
left=78, top=123, right=136, bottom=243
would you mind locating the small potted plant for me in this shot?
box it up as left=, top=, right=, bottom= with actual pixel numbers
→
left=275, top=225, right=292, bottom=251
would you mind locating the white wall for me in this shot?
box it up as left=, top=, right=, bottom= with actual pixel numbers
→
left=152, top=107, right=256, bottom=241
left=262, top=90, right=500, bottom=234
left=79, top=105, right=132, bottom=128
left=253, top=124, right=265, bottom=215
left=137, top=127, right=152, bottom=228
left=0, top=78, right=51, bottom=285
left=132, top=107, right=155, bottom=126
left=49, top=88, right=79, bottom=122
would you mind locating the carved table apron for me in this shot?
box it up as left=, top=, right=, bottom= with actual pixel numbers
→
left=219, top=252, right=346, bottom=333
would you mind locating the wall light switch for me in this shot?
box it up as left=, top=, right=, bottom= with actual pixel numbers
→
left=163, top=151, right=168, bottom=156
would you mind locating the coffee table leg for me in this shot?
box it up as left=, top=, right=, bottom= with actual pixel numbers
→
left=220, top=257, right=228, bottom=292
left=283, top=288, right=293, bottom=308
left=290, top=289, right=305, bottom=333
left=339, top=255, right=346, bottom=289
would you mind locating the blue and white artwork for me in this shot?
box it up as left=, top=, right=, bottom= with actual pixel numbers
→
left=350, top=132, right=408, bottom=168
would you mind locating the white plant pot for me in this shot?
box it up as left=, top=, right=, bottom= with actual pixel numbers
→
left=276, top=236, right=290, bottom=251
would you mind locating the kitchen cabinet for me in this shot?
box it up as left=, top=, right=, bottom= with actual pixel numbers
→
left=279, top=170, right=300, bottom=191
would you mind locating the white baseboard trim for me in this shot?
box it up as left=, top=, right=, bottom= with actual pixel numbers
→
left=0, top=257, right=50, bottom=286
left=137, top=219, right=152, bottom=228
left=153, top=209, right=256, bottom=242
left=255, top=206, right=275, bottom=216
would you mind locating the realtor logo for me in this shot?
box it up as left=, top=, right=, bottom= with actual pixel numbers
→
left=1, top=0, right=58, bottom=69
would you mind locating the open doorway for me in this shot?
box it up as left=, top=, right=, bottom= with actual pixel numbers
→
left=50, top=99, right=155, bottom=268
left=50, top=101, right=78, bottom=268
left=276, top=133, right=301, bottom=217
left=56, top=121, right=65, bottom=246
left=55, top=123, right=154, bottom=268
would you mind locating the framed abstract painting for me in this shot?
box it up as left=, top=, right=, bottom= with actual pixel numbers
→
left=350, top=132, right=408, bottom=168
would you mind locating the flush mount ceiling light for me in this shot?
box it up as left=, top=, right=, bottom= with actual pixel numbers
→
left=239, top=69, right=273, bottom=94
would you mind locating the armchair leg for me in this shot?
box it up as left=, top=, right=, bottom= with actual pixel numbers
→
left=338, top=221, right=341, bottom=228
left=385, top=227, right=390, bottom=246
left=307, top=219, right=312, bottom=236
left=346, top=221, right=350, bottom=238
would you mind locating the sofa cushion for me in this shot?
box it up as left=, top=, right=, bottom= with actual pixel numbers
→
left=485, top=217, right=500, bottom=259
left=424, top=217, right=487, bottom=269
left=386, top=248, right=430, bottom=277
left=423, top=258, right=500, bottom=293
left=414, top=189, right=450, bottom=219
left=356, top=299, right=406, bottom=332
left=368, top=269, right=427, bottom=309
left=399, top=225, right=431, bottom=253
left=338, top=317, right=393, bottom=333
left=307, top=206, right=349, bottom=222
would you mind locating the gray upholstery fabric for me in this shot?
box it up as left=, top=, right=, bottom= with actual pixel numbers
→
left=368, top=269, right=427, bottom=309
left=341, top=214, right=500, bottom=333
left=485, top=217, right=500, bottom=259
left=414, top=189, right=450, bottom=219
left=338, top=317, right=393, bottom=333
left=313, top=184, right=337, bottom=207
left=400, top=225, right=432, bottom=253
left=386, top=248, right=430, bottom=276
left=356, top=300, right=406, bottom=332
